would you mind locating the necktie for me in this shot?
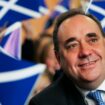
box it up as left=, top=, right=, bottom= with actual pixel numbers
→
left=87, top=90, right=105, bottom=105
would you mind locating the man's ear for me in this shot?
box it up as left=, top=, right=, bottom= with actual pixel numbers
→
left=54, top=50, right=61, bottom=68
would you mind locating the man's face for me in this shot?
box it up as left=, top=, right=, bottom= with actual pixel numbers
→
left=57, top=15, right=105, bottom=89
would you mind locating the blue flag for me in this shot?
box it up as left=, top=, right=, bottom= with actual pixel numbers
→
left=86, top=0, right=105, bottom=32
left=0, top=50, right=46, bottom=105
left=0, top=0, right=47, bottom=27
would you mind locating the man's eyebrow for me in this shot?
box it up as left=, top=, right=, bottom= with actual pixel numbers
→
left=64, top=37, right=76, bottom=46
left=86, top=33, right=97, bottom=37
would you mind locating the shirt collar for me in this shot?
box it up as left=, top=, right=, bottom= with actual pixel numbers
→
left=76, top=80, right=105, bottom=97
left=97, top=80, right=105, bottom=92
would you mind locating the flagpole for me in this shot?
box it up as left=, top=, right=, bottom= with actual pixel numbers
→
left=85, top=0, right=93, bottom=14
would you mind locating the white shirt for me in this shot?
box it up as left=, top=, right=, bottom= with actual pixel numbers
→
left=77, top=80, right=105, bottom=105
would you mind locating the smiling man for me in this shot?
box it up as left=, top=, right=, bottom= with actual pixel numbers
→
left=29, top=9, right=105, bottom=105
left=57, top=12, right=105, bottom=90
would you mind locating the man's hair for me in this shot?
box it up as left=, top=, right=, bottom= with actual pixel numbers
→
left=53, top=9, right=105, bottom=52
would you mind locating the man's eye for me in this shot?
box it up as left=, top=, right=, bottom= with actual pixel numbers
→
left=90, top=38, right=98, bottom=43
left=66, top=43, right=78, bottom=49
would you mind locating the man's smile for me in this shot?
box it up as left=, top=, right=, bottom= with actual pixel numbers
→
left=78, top=59, right=99, bottom=70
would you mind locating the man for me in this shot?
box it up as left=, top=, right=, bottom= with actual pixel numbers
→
left=29, top=9, right=105, bottom=105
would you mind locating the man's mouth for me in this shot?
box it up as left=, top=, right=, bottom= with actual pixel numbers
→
left=78, top=59, right=98, bottom=69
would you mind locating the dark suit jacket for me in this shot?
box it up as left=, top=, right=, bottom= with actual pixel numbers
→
left=29, top=74, right=87, bottom=105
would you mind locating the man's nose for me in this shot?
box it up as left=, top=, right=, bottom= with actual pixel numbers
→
left=79, top=43, right=92, bottom=59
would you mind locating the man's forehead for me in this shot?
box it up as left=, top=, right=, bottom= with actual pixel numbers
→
left=60, top=14, right=93, bottom=26
left=57, top=14, right=102, bottom=41
left=58, top=14, right=99, bottom=34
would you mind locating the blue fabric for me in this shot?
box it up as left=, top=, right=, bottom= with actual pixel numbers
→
left=87, top=1, right=105, bottom=32
left=0, top=51, right=44, bottom=105
left=0, top=0, right=47, bottom=27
